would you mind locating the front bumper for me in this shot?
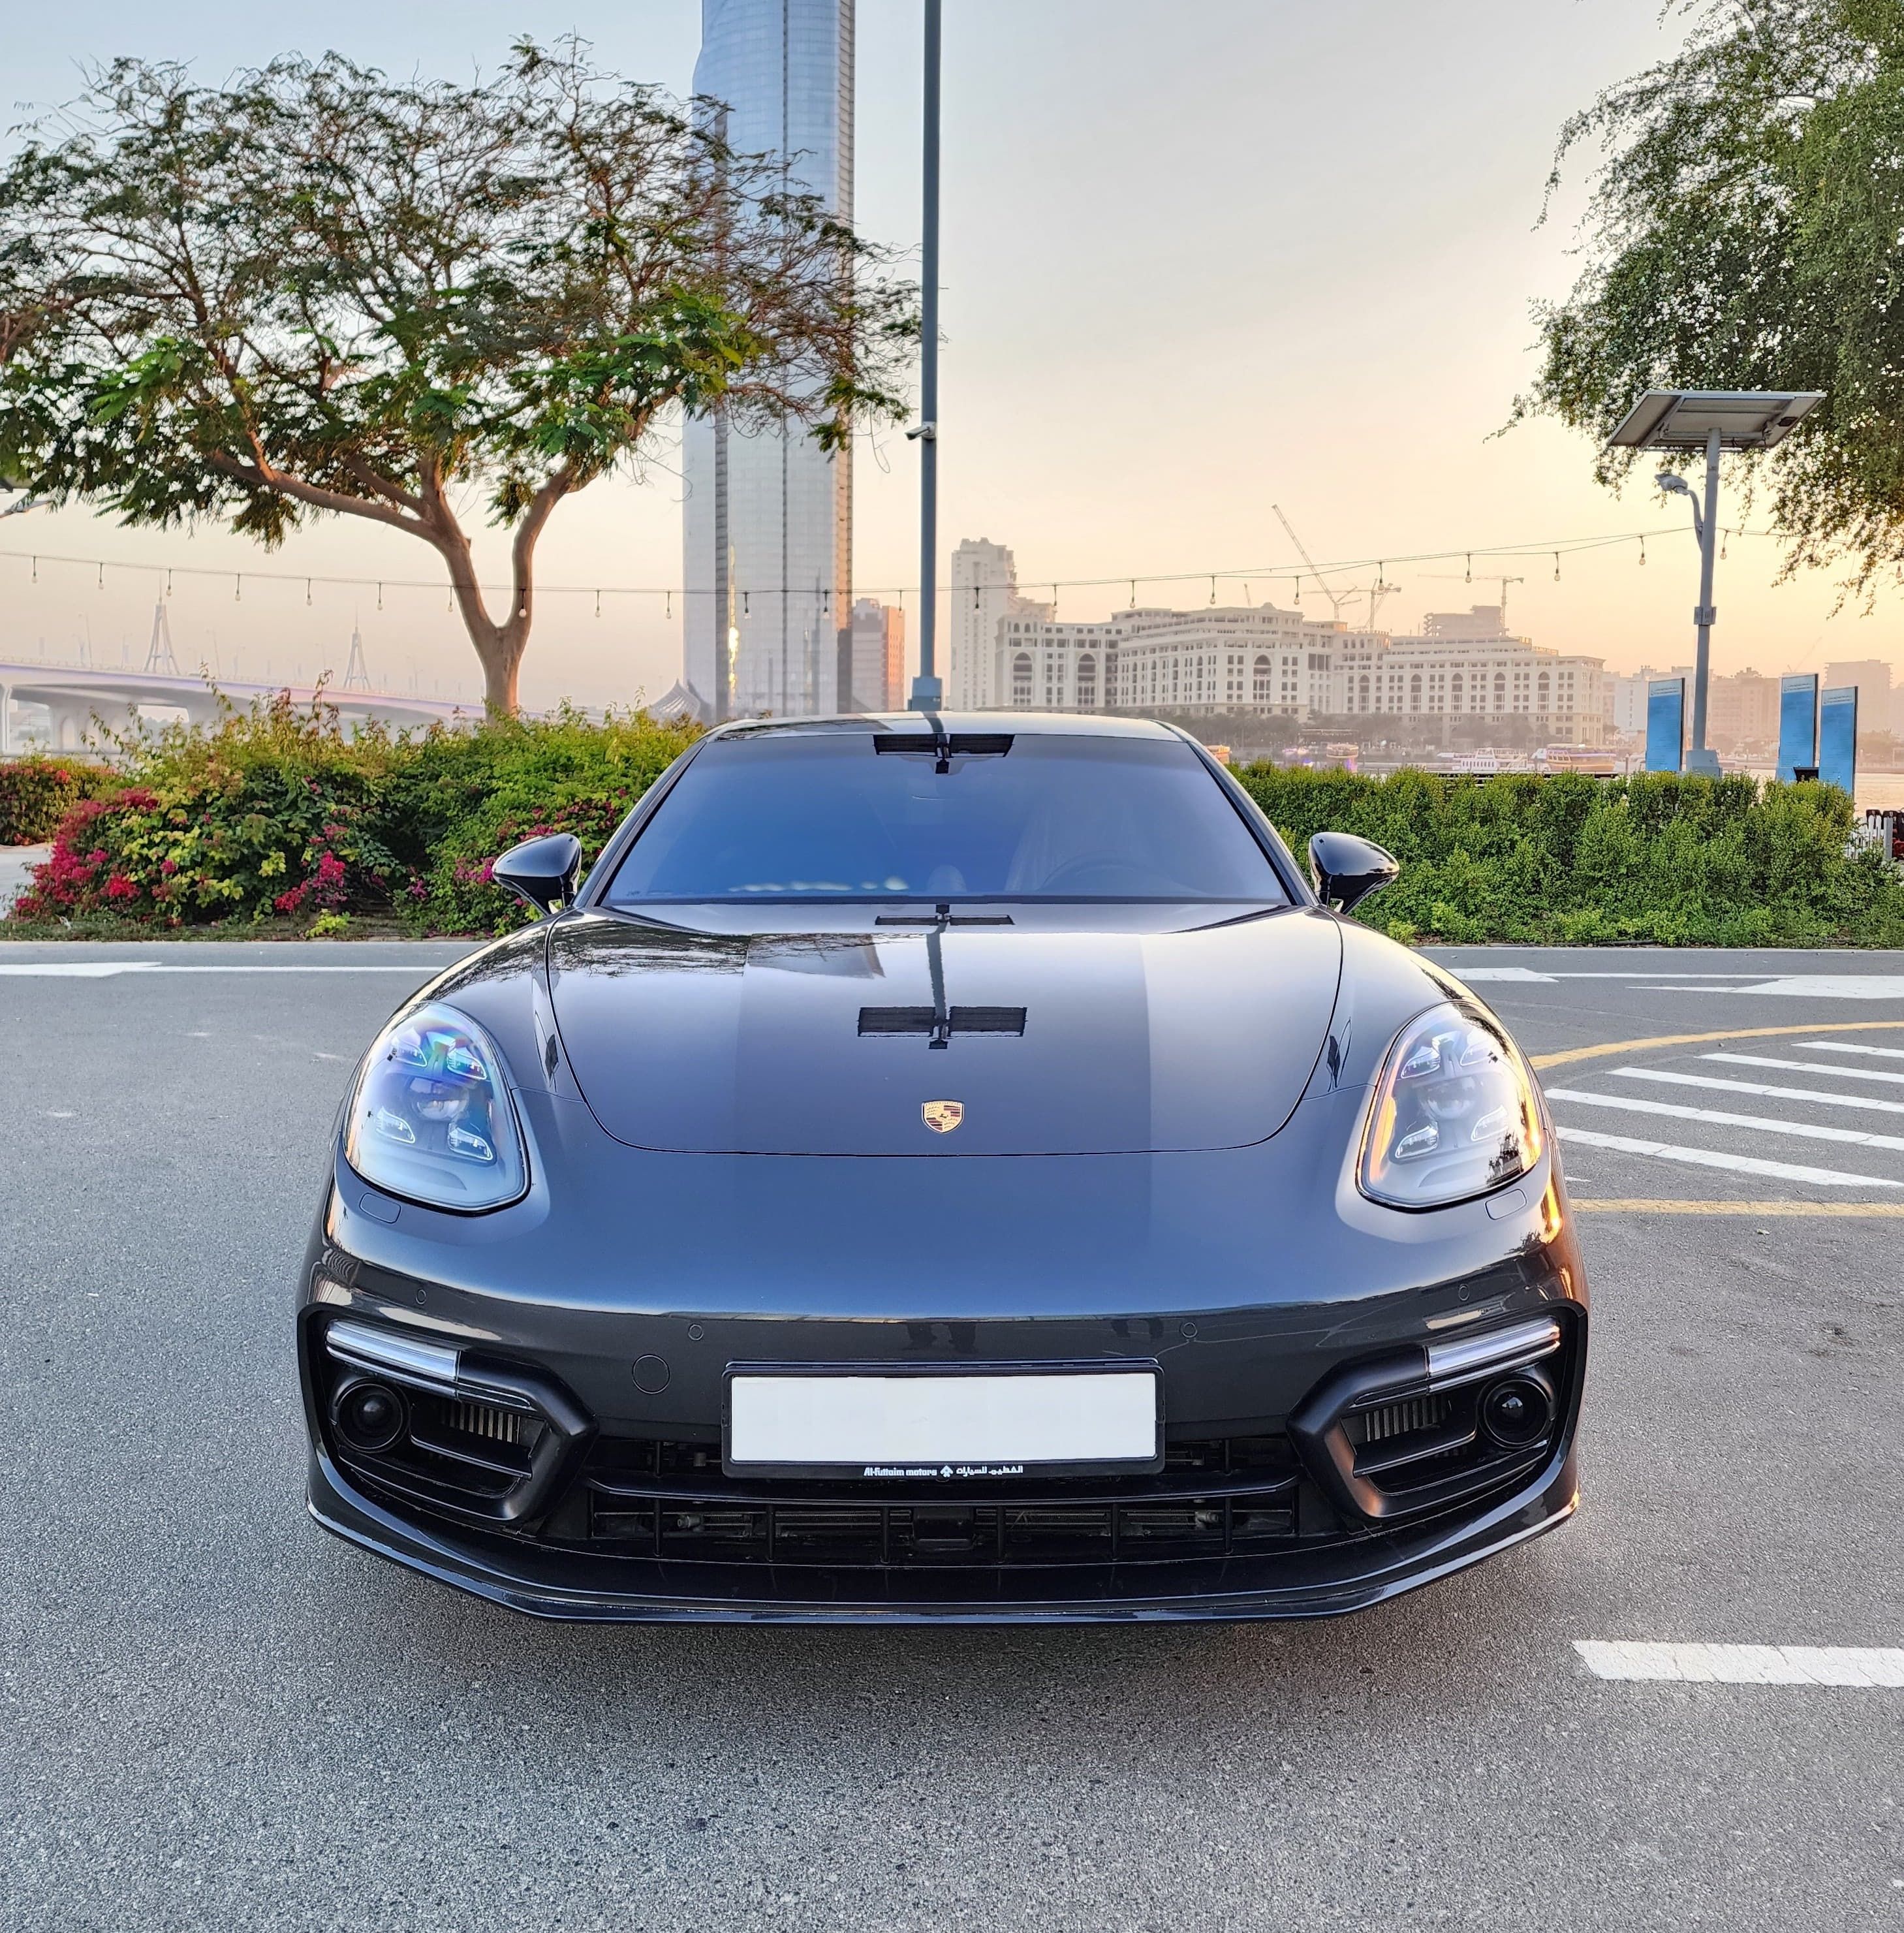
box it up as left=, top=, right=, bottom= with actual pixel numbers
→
left=300, top=1254, right=1587, bottom=1624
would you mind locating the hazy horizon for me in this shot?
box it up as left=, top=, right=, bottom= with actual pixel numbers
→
left=5, top=1, right=1898, bottom=709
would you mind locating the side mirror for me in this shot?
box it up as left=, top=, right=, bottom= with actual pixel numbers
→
left=1308, top=831, right=1399, bottom=915
left=492, top=832, right=582, bottom=915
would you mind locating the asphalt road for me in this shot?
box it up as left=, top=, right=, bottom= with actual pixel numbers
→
left=1, top=939, right=1898, bottom=1932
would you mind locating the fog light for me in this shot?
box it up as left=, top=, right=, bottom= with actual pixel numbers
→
left=1478, top=1370, right=1555, bottom=1449
left=335, top=1379, right=408, bottom=1453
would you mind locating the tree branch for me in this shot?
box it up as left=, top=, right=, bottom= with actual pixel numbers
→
left=206, top=451, right=429, bottom=538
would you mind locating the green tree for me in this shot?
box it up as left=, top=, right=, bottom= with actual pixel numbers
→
left=1515, top=1, right=1904, bottom=587
left=0, top=40, right=913, bottom=712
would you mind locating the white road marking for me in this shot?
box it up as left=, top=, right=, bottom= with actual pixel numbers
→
left=1454, top=969, right=1904, bottom=997
left=0, top=962, right=434, bottom=976
left=0, top=962, right=136, bottom=977
left=1632, top=985, right=1757, bottom=994
left=1455, top=969, right=1763, bottom=983
left=1613, top=1066, right=1904, bottom=1115
left=1727, top=977, right=1904, bottom=999
left=1553, top=1125, right=1903, bottom=1188
left=1574, top=1641, right=1904, bottom=1686
left=1545, top=1086, right=1904, bottom=1152
left=1800, top=1039, right=1904, bottom=1061
left=1706, top=1052, right=1904, bottom=1086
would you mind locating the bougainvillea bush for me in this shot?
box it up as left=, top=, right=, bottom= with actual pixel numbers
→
left=9, top=695, right=698, bottom=932
left=0, top=755, right=117, bottom=844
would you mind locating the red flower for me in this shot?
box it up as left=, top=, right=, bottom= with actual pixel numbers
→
left=104, top=873, right=138, bottom=900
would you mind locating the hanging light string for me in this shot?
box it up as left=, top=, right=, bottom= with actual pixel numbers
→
left=0, top=521, right=1732, bottom=608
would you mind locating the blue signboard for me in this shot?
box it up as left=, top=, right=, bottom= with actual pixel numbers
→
left=1644, top=678, right=1685, bottom=773
left=1819, top=685, right=1858, bottom=794
left=1777, top=674, right=1818, bottom=781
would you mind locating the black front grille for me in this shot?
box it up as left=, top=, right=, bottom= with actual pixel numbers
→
left=575, top=1434, right=1313, bottom=1569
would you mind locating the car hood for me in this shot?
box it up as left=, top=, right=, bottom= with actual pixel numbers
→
left=546, top=904, right=1343, bottom=1156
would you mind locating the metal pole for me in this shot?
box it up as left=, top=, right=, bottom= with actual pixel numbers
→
left=909, top=0, right=943, bottom=711
left=1688, top=426, right=1722, bottom=774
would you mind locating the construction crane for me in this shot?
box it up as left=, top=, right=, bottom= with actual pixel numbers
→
left=1272, top=505, right=1350, bottom=622
left=1273, top=506, right=1405, bottom=629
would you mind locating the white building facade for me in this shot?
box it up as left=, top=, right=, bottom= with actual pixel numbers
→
left=949, top=538, right=1049, bottom=709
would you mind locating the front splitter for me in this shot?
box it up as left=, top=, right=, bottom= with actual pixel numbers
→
left=307, top=1450, right=1577, bottom=1626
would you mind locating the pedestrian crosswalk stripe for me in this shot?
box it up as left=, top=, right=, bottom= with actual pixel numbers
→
left=1530, top=1018, right=1904, bottom=1073
left=1799, top=1040, right=1904, bottom=1062
left=1546, top=1087, right=1904, bottom=1152
left=1705, top=1052, right=1904, bottom=1086
left=1574, top=1641, right=1904, bottom=1686
left=1613, top=1066, right=1904, bottom=1115
left=1554, top=1126, right=1904, bottom=1188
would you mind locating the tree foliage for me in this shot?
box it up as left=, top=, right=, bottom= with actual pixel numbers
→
left=1515, top=0, right=1904, bottom=588
left=0, top=40, right=913, bottom=710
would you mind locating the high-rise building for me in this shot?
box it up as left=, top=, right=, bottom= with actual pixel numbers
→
left=1823, top=659, right=1894, bottom=741
left=840, top=599, right=905, bottom=711
left=680, top=0, right=855, bottom=719
left=949, top=539, right=1050, bottom=709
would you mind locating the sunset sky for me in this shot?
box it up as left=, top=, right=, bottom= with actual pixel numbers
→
left=5, top=1, right=1897, bottom=708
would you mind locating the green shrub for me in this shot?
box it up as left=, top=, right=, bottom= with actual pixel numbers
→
left=10, top=713, right=1902, bottom=945
left=8, top=694, right=697, bottom=932
left=1233, top=764, right=1904, bottom=947
left=0, top=757, right=116, bottom=844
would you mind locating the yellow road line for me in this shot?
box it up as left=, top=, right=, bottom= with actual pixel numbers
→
left=1571, top=1198, right=1904, bottom=1216
left=1531, top=1018, right=1904, bottom=1072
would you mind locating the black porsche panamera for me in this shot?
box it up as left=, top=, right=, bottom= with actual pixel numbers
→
left=298, top=714, right=1587, bottom=1622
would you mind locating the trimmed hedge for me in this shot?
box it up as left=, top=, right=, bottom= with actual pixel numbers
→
left=7, top=701, right=1901, bottom=945
left=1232, top=764, right=1904, bottom=947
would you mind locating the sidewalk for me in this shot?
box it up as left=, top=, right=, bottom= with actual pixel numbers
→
left=0, top=845, right=49, bottom=915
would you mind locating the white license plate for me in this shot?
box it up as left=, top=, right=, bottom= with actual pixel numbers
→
left=725, top=1366, right=1161, bottom=1476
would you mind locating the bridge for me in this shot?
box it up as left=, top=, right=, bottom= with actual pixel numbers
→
left=0, top=659, right=474, bottom=753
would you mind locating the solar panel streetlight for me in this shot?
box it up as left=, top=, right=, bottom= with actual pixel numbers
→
left=1608, top=390, right=1823, bottom=775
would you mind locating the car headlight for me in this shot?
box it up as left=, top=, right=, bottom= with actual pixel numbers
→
left=1360, top=1001, right=1542, bottom=1209
left=343, top=1001, right=528, bottom=1211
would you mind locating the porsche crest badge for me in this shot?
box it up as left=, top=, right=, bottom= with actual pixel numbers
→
left=921, top=1099, right=964, bottom=1134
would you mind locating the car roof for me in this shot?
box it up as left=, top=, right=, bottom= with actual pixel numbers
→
left=709, top=712, right=1187, bottom=742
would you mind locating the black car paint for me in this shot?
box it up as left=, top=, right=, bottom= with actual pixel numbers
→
left=298, top=717, right=1587, bottom=1621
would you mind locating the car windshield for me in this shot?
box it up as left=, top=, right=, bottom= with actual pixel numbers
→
left=603, top=732, right=1288, bottom=904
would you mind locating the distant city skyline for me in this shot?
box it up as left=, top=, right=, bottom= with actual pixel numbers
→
left=3, top=1, right=1899, bottom=709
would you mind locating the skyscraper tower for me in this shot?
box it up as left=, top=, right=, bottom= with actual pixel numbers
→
left=681, top=0, right=855, bottom=719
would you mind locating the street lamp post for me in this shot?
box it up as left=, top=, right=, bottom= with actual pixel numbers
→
left=907, top=0, right=943, bottom=712
left=1608, top=389, right=1822, bottom=776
